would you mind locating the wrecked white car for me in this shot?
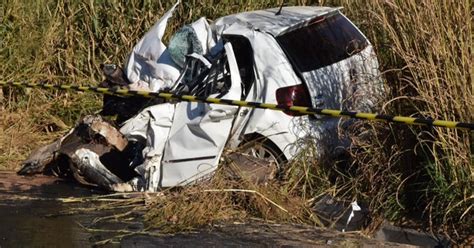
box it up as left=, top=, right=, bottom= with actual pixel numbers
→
left=19, top=5, right=383, bottom=192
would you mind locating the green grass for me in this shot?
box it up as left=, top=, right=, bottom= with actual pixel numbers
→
left=0, top=0, right=472, bottom=244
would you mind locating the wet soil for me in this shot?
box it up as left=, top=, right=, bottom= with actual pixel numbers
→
left=0, top=171, right=413, bottom=247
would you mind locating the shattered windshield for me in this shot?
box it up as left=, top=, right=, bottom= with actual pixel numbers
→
left=168, top=24, right=205, bottom=68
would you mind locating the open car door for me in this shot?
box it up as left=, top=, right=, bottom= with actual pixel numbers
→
left=156, top=43, right=242, bottom=188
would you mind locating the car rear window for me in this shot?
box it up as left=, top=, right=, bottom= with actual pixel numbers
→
left=277, top=13, right=369, bottom=72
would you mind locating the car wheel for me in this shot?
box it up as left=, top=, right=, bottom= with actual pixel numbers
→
left=240, top=138, right=287, bottom=176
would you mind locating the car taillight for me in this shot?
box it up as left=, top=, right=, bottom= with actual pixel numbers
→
left=275, top=84, right=311, bottom=116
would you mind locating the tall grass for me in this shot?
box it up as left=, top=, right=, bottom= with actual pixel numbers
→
left=0, top=0, right=290, bottom=169
left=1, top=0, right=472, bottom=243
left=332, top=0, right=473, bottom=240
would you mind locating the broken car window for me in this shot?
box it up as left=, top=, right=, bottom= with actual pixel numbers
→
left=277, top=13, right=369, bottom=72
left=168, top=25, right=205, bottom=68
left=173, top=50, right=231, bottom=98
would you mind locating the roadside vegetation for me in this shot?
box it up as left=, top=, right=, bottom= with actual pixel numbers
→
left=1, top=0, right=472, bottom=244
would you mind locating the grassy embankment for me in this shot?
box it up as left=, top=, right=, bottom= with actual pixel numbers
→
left=1, top=0, right=472, bottom=243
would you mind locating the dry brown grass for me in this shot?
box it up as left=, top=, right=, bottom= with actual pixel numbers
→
left=317, top=0, right=473, bottom=242
left=0, top=0, right=310, bottom=169
left=1, top=0, right=472, bottom=244
left=144, top=164, right=318, bottom=233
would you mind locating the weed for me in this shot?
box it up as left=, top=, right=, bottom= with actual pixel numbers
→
left=145, top=163, right=318, bottom=233
left=1, top=0, right=472, bottom=244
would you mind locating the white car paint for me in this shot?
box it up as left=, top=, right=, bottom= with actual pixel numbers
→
left=120, top=4, right=383, bottom=191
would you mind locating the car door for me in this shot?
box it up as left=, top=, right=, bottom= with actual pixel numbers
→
left=158, top=43, right=242, bottom=187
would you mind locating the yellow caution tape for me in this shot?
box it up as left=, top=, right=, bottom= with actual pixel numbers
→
left=1, top=81, right=472, bottom=131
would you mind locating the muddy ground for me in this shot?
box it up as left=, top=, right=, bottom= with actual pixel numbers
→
left=0, top=171, right=419, bottom=247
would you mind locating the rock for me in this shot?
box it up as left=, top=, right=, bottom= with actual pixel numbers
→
left=375, top=221, right=450, bottom=247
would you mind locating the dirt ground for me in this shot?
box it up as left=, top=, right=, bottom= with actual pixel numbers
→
left=0, top=171, right=416, bottom=247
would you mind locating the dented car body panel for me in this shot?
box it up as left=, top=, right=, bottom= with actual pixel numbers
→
left=19, top=4, right=384, bottom=192
left=159, top=43, right=242, bottom=188
left=119, top=5, right=383, bottom=190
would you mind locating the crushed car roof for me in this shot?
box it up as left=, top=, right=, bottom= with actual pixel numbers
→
left=216, top=6, right=342, bottom=36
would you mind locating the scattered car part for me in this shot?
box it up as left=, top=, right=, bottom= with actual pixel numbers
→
left=19, top=139, right=63, bottom=175
left=18, top=115, right=139, bottom=190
